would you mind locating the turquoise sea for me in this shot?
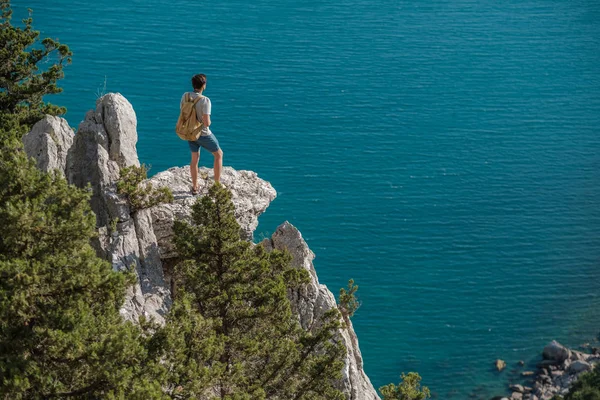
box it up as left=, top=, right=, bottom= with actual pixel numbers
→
left=14, top=0, right=600, bottom=397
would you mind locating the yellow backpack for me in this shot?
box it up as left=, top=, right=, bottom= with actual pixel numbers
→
left=175, top=93, right=204, bottom=141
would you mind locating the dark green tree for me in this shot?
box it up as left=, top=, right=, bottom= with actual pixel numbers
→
left=0, top=138, right=166, bottom=399
left=339, top=279, right=360, bottom=319
left=379, top=372, right=431, bottom=400
left=0, top=1, right=72, bottom=143
left=116, top=164, right=174, bottom=212
left=155, top=183, right=346, bottom=399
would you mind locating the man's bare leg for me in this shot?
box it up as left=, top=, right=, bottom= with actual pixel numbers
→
left=190, top=151, right=200, bottom=190
left=212, top=149, right=223, bottom=183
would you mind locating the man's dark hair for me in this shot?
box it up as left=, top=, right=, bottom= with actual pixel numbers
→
left=191, top=74, right=207, bottom=92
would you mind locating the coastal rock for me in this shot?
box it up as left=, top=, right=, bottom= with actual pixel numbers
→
left=570, top=350, right=587, bottom=361
left=537, top=360, right=558, bottom=368
left=67, top=102, right=122, bottom=227
left=96, top=93, right=140, bottom=169
left=496, top=359, right=507, bottom=372
left=146, top=165, right=276, bottom=257
left=526, top=341, right=600, bottom=400
left=261, top=222, right=321, bottom=330
left=65, top=93, right=169, bottom=323
left=568, top=360, right=592, bottom=374
left=131, top=208, right=172, bottom=322
left=543, top=341, right=571, bottom=363
left=23, top=115, right=74, bottom=176
left=510, top=384, right=524, bottom=393
left=550, top=370, right=563, bottom=378
left=261, top=221, right=381, bottom=400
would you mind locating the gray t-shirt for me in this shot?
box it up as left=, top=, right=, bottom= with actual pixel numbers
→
left=180, top=92, right=212, bottom=136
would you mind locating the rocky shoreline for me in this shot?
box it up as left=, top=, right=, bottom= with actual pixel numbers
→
left=492, top=340, right=599, bottom=400
left=23, top=93, right=381, bottom=400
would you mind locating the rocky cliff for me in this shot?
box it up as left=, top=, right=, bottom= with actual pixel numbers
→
left=23, top=93, right=381, bottom=400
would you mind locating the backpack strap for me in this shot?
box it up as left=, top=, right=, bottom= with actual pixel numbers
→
left=190, top=95, right=204, bottom=123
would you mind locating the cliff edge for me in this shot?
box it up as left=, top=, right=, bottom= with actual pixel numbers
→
left=23, top=93, right=381, bottom=400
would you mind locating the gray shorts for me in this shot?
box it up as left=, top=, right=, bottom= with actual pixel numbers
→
left=188, top=134, right=220, bottom=153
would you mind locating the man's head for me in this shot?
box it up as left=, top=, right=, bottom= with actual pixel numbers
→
left=192, top=74, right=207, bottom=92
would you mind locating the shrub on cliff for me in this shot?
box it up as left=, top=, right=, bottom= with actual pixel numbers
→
left=339, top=278, right=360, bottom=319
left=380, top=372, right=431, bottom=400
left=0, top=138, right=166, bottom=399
left=117, top=164, right=174, bottom=212
left=153, top=183, right=346, bottom=399
left=0, top=1, right=71, bottom=143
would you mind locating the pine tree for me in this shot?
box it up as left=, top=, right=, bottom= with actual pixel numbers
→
left=0, top=138, right=166, bottom=399
left=156, top=183, right=346, bottom=399
left=0, top=1, right=72, bottom=143
left=379, top=372, right=431, bottom=400
left=339, top=279, right=360, bottom=319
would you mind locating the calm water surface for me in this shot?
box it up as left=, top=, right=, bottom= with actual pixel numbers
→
left=15, top=0, right=600, bottom=397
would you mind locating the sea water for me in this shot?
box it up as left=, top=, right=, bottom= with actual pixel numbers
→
left=14, top=0, right=600, bottom=397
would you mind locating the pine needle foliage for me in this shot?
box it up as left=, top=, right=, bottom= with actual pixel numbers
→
left=0, top=1, right=72, bottom=143
left=0, top=138, right=167, bottom=399
left=339, top=279, right=360, bottom=319
left=156, top=183, right=346, bottom=399
left=379, top=372, right=431, bottom=400
left=116, top=164, right=174, bottom=212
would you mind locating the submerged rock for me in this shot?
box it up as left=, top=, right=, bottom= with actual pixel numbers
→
left=496, top=359, right=507, bottom=372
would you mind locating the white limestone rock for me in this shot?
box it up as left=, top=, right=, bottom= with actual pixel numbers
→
left=96, top=93, right=140, bottom=169
left=66, top=106, right=120, bottom=227
left=23, top=115, right=74, bottom=176
left=65, top=93, right=168, bottom=323
left=146, top=165, right=276, bottom=257
left=261, top=221, right=381, bottom=400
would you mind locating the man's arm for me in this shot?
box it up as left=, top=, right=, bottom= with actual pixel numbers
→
left=202, top=114, right=211, bottom=127
left=201, top=98, right=211, bottom=127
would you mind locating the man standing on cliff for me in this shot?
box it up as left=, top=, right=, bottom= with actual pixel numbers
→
left=181, top=74, right=224, bottom=194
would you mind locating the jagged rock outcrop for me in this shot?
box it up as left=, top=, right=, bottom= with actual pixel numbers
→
left=23, top=115, right=74, bottom=175
left=67, top=93, right=140, bottom=228
left=22, top=94, right=170, bottom=323
left=24, top=93, right=379, bottom=400
left=261, top=222, right=381, bottom=400
left=68, top=94, right=170, bottom=323
left=146, top=165, right=276, bottom=258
